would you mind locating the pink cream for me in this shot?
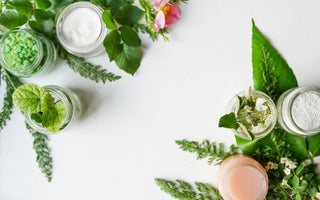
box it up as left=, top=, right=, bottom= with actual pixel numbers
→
left=217, top=155, right=268, bottom=200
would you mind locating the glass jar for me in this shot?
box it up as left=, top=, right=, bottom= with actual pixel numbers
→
left=277, top=87, right=320, bottom=136
left=56, top=2, right=107, bottom=57
left=24, top=85, right=82, bottom=135
left=0, top=29, right=57, bottom=77
left=217, top=155, right=268, bottom=200
left=228, top=89, right=277, bottom=140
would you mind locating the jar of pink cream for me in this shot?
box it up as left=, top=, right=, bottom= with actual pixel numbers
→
left=217, top=155, right=268, bottom=200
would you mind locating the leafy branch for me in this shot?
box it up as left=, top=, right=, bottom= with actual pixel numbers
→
left=59, top=46, right=121, bottom=83
left=26, top=123, right=53, bottom=182
left=176, top=139, right=239, bottom=165
left=155, top=179, right=223, bottom=200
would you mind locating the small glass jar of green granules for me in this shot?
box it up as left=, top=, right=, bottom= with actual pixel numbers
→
left=228, top=88, right=277, bottom=140
left=0, top=29, right=57, bottom=77
left=24, top=85, right=82, bottom=135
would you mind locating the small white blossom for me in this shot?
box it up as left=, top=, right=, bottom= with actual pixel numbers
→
left=281, top=179, right=288, bottom=186
left=265, top=161, right=278, bottom=171
left=288, top=162, right=297, bottom=170
left=255, top=98, right=268, bottom=111
left=281, top=157, right=289, bottom=164
left=315, top=192, right=320, bottom=199
left=284, top=168, right=291, bottom=175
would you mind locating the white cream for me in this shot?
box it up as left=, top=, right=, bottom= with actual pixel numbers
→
left=62, top=7, right=101, bottom=47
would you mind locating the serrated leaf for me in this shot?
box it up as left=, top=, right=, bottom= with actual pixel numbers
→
left=35, top=0, right=51, bottom=10
left=0, top=11, right=27, bottom=30
left=114, top=5, right=144, bottom=26
left=102, top=10, right=117, bottom=30
left=34, top=9, right=54, bottom=21
left=119, top=25, right=141, bottom=47
left=12, top=84, right=46, bottom=113
left=252, top=20, right=298, bottom=102
left=115, top=44, right=141, bottom=75
left=29, top=20, right=44, bottom=32
left=292, top=175, right=299, bottom=189
left=218, top=113, right=239, bottom=130
left=306, top=133, right=320, bottom=157
left=41, top=93, right=66, bottom=133
left=103, top=30, right=123, bottom=61
left=8, top=0, right=33, bottom=16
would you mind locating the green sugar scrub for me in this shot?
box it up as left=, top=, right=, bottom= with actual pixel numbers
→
left=0, top=29, right=57, bottom=77
left=2, top=31, right=39, bottom=70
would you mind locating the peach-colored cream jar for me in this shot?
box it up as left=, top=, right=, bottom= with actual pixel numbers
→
left=217, top=155, right=268, bottom=200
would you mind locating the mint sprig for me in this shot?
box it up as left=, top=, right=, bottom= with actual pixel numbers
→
left=218, top=112, right=239, bottom=130
left=12, top=83, right=67, bottom=133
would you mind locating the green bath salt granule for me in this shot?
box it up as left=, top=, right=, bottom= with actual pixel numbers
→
left=2, top=31, right=39, bottom=70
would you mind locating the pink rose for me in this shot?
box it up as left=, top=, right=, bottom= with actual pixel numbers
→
left=152, top=0, right=181, bottom=32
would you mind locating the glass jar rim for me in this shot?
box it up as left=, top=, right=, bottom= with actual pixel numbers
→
left=228, top=89, right=278, bottom=139
left=56, top=2, right=107, bottom=56
left=0, top=29, right=43, bottom=74
left=24, top=85, right=71, bottom=135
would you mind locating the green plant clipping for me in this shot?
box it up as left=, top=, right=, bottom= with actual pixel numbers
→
left=12, top=83, right=46, bottom=113
left=0, top=11, right=27, bottom=30
left=218, top=113, right=239, bottom=130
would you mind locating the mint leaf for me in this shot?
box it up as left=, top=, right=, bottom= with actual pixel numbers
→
left=115, top=44, right=141, bottom=75
left=0, top=11, right=27, bottom=30
left=12, top=84, right=47, bottom=113
left=218, top=113, right=239, bottom=130
left=114, top=5, right=144, bottom=26
left=103, top=30, right=123, bottom=61
left=29, top=20, right=44, bottom=32
left=119, top=25, right=141, bottom=47
left=41, top=93, right=66, bottom=133
left=252, top=20, right=298, bottom=102
left=286, top=133, right=309, bottom=161
left=34, top=9, right=54, bottom=21
left=306, top=133, right=320, bottom=157
left=102, top=10, right=117, bottom=30
left=31, top=113, right=43, bottom=123
left=35, top=0, right=51, bottom=10
left=8, top=0, right=33, bottom=16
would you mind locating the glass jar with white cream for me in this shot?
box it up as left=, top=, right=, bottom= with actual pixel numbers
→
left=277, top=87, right=320, bottom=136
left=56, top=2, right=107, bottom=57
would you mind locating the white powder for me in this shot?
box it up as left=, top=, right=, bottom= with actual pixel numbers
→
left=62, top=7, right=101, bottom=47
left=292, top=91, right=320, bottom=130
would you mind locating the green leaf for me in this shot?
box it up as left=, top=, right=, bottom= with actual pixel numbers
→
left=235, top=133, right=273, bottom=155
left=102, top=10, right=117, bottom=30
left=8, top=0, right=33, bottom=16
left=218, top=113, right=239, bottom=130
left=29, top=20, right=44, bottom=32
left=31, top=113, right=43, bottom=123
left=306, top=133, right=320, bottom=157
left=41, top=93, right=67, bottom=133
left=114, top=5, right=144, bottom=26
left=252, top=19, right=298, bottom=102
left=119, top=25, right=141, bottom=47
left=103, top=30, right=123, bottom=61
left=91, top=0, right=133, bottom=14
left=285, top=133, right=309, bottom=161
left=34, top=9, right=54, bottom=21
left=12, top=83, right=46, bottom=113
left=0, top=11, right=27, bottom=30
left=292, top=175, right=299, bottom=189
left=35, top=0, right=51, bottom=10
left=115, top=44, right=141, bottom=75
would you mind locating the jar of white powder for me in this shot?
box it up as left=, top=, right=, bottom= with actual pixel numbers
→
left=277, top=87, right=320, bottom=136
left=56, top=2, right=107, bottom=57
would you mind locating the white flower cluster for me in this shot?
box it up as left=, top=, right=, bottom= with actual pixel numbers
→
left=265, top=161, right=278, bottom=171
left=315, top=192, right=320, bottom=199
left=280, top=157, right=297, bottom=175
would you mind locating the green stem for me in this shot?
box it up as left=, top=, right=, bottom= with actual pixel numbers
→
left=139, top=0, right=155, bottom=31
left=2, top=67, right=17, bottom=90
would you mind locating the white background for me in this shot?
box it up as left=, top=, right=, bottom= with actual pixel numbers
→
left=1, top=0, right=320, bottom=199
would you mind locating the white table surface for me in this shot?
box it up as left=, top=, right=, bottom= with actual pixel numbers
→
left=1, top=0, right=320, bottom=199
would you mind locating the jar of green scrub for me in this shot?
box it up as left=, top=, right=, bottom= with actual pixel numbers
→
left=0, top=29, right=57, bottom=77
left=24, top=85, right=82, bottom=135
